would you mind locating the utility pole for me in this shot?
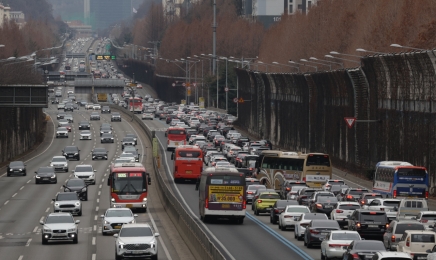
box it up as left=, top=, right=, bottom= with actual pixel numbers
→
left=212, top=0, right=217, bottom=75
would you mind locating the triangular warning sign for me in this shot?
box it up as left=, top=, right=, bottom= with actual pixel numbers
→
left=238, top=97, right=244, bottom=103
left=344, top=117, right=356, bottom=128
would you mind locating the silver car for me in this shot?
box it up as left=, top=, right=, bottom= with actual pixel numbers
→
left=40, top=213, right=80, bottom=244
left=56, top=127, right=69, bottom=138
left=79, top=130, right=92, bottom=140
left=50, top=156, right=69, bottom=172
left=101, top=208, right=137, bottom=235
left=73, top=165, right=96, bottom=185
left=114, top=223, right=159, bottom=259
left=53, top=192, right=82, bottom=216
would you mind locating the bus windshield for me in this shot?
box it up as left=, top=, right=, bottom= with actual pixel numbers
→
left=306, top=154, right=331, bottom=166
left=261, top=157, right=304, bottom=171
left=112, top=172, right=145, bottom=194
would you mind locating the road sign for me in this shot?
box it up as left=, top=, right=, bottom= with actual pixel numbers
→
left=238, top=97, right=244, bottom=103
left=344, top=117, right=356, bottom=128
left=186, top=82, right=191, bottom=87
left=193, top=83, right=197, bottom=87
left=233, top=97, right=238, bottom=103
left=172, top=83, right=175, bottom=87
left=96, top=55, right=116, bottom=60
left=187, top=88, right=191, bottom=96
left=182, top=83, right=186, bottom=87
left=225, top=87, right=229, bottom=92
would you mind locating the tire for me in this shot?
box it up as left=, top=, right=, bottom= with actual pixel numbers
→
left=151, top=253, right=158, bottom=260
left=42, top=237, right=48, bottom=245
left=321, top=252, right=326, bottom=260
left=254, top=207, right=259, bottom=216
left=294, top=231, right=297, bottom=239
left=304, top=237, right=307, bottom=246
left=115, top=251, right=123, bottom=260
left=272, top=217, right=277, bottom=225
left=77, top=210, right=82, bottom=216
left=23, top=172, right=26, bottom=176
left=7, top=174, right=10, bottom=177
left=77, top=157, right=80, bottom=161
left=84, top=195, right=88, bottom=201
left=65, top=169, right=68, bottom=172
left=73, top=234, right=78, bottom=244
left=36, top=180, right=39, bottom=184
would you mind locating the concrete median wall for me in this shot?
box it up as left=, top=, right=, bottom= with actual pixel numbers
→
left=236, top=51, right=436, bottom=182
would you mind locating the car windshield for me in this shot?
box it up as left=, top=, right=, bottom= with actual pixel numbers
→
left=360, top=212, right=386, bottom=222
left=10, top=161, right=23, bottom=167
left=395, top=223, right=425, bottom=234
left=312, top=221, right=339, bottom=228
left=248, top=186, right=265, bottom=191
left=331, top=233, right=360, bottom=240
left=363, top=194, right=383, bottom=199
left=422, top=214, right=436, bottom=220
left=120, top=227, right=153, bottom=237
left=123, top=138, right=134, bottom=142
left=65, top=147, right=78, bottom=152
left=80, top=121, right=88, bottom=125
left=52, top=157, right=66, bottom=162
left=383, top=201, right=400, bottom=207
left=81, top=131, right=90, bottom=134
left=94, top=148, right=106, bottom=153
left=102, top=134, right=112, bottom=138
left=46, top=215, right=74, bottom=224
left=259, top=193, right=280, bottom=199
left=318, top=197, right=338, bottom=203
left=305, top=214, right=328, bottom=220
left=106, top=210, right=133, bottom=218
left=349, top=190, right=369, bottom=195
left=75, top=166, right=92, bottom=172
left=57, top=193, right=78, bottom=201
left=286, top=207, right=310, bottom=213
left=353, top=241, right=385, bottom=250
left=58, top=127, right=67, bottom=131
left=411, top=234, right=435, bottom=242
left=38, top=167, right=53, bottom=173
left=339, top=204, right=361, bottom=210
left=67, top=179, right=85, bottom=187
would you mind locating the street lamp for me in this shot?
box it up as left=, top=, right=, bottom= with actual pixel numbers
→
left=0, top=45, right=4, bottom=48
left=301, top=58, right=331, bottom=70
left=272, top=61, right=299, bottom=72
left=310, top=57, right=343, bottom=69
left=325, top=55, right=361, bottom=65
left=330, top=51, right=362, bottom=58
left=390, top=44, right=427, bottom=51
left=356, top=48, right=388, bottom=55
left=289, top=60, right=317, bottom=72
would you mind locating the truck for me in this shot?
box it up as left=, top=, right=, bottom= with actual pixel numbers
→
left=97, top=93, right=107, bottom=102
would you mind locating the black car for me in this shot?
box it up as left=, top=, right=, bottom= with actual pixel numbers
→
left=51, top=98, right=59, bottom=104
left=63, top=178, right=89, bottom=201
left=342, top=240, right=386, bottom=260
left=122, top=137, right=136, bottom=149
left=125, top=134, right=138, bottom=145
left=64, top=104, right=74, bottom=112
left=7, top=161, right=26, bottom=176
left=78, top=121, right=91, bottom=130
left=92, top=148, right=108, bottom=160
left=111, top=112, right=121, bottom=122
left=166, top=114, right=177, bottom=124
left=56, top=113, right=66, bottom=120
left=90, top=112, right=100, bottom=121
left=62, top=146, right=80, bottom=160
left=35, top=167, right=57, bottom=184
left=101, top=106, right=111, bottom=113
left=236, top=137, right=250, bottom=147
left=100, top=126, right=112, bottom=136
left=101, top=133, right=114, bottom=143
left=297, top=188, right=321, bottom=206
left=186, top=129, right=197, bottom=141
left=270, top=200, right=299, bottom=224
left=327, top=184, right=350, bottom=196
left=310, top=196, right=338, bottom=216
left=347, top=209, right=389, bottom=239
left=304, top=219, right=340, bottom=248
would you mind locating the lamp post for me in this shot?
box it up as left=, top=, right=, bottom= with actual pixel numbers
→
left=309, top=57, right=343, bottom=69
left=187, top=57, right=201, bottom=104
left=330, top=51, right=363, bottom=58
left=390, top=44, right=427, bottom=51
left=356, top=48, right=388, bottom=55
left=301, top=58, right=331, bottom=70
left=325, top=55, right=361, bottom=66
left=272, top=61, right=299, bottom=72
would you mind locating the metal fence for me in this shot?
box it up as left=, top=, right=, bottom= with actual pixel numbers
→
left=235, top=50, right=436, bottom=184
left=107, top=104, right=226, bottom=260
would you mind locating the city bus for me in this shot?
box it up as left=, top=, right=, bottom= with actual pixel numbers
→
left=372, top=161, right=429, bottom=199
left=256, top=151, right=332, bottom=190
left=93, top=70, right=102, bottom=79
left=129, top=97, right=143, bottom=114
left=166, top=127, right=187, bottom=151
left=107, top=163, right=151, bottom=212
left=195, top=167, right=246, bottom=224
left=171, top=145, right=203, bottom=183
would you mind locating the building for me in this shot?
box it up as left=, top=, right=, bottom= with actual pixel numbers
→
left=162, top=0, right=201, bottom=21
left=9, top=11, right=25, bottom=28
left=87, top=0, right=132, bottom=30
left=66, top=21, right=93, bottom=37
left=0, top=3, right=10, bottom=28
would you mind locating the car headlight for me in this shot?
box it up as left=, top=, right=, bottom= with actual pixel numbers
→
left=9, top=169, right=12, bottom=171
left=111, top=198, right=115, bottom=202
left=63, top=153, right=67, bottom=156
left=128, top=220, right=135, bottom=224
left=35, top=176, right=41, bottom=178
left=74, top=153, right=78, bottom=155
left=143, top=198, right=147, bottom=202
left=92, top=156, right=95, bottom=158
left=104, top=156, right=107, bottom=158
left=111, top=138, right=114, bottom=139
left=43, top=229, right=51, bottom=233
left=75, top=202, right=80, bottom=206
left=55, top=203, right=60, bottom=206
left=150, top=242, right=156, bottom=248
left=51, top=175, right=56, bottom=178
left=67, top=228, right=76, bottom=232
left=100, top=131, right=103, bottom=134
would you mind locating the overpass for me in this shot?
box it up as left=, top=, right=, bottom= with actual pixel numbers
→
left=73, top=78, right=125, bottom=94
left=46, top=71, right=91, bottom=82
left=0, top=84, right=48, bottom=107
left=65, top=52, right=86, bottom=59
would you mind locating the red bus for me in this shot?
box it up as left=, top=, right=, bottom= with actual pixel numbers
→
left=108, top=163, right=151, bottom=212
left=171, top=145, right=203, bottom=182
left=129, top=97, right=143, bottom=114
left=166, top=127, right=187, bottom=151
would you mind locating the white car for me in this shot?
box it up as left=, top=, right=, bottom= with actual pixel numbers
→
left=101, top=208, right=137, bottom=235
left=85, top=103, right=94, bottom=109
left=321, top=179, right=346, bottom=191
left=49, top=156, right=69, bottom=172
left=373, top=252, right=412, bottom=260
left=57, top=103, right=66, bottom=110
left=118, top=153, right=136, bottom=163
left=93, top=104, right=101, bottom=110
left=320, top=231, right=362, bottom=260
left=330, top=202, right=361, bottom=228
left=142, top=113, right=153, bottom=120
left=278, top=205, right=310, bottom=231
left=215, top=161, right=232, bottom=168
left=114, top=223, right=159, bottom=260
left=170, top=119, right=180, bottom=126
left=294, top=213, right=328, bottom=240
left=56, top=127, right=69, bottom=138
left=414, top=211, right=436, bottom=230
left=79, top=130, right=92, bottom=140
left=286, top=186, right=306, bottom=200
left=362, top=198, right=400, bottom=222
left=72, top=165, right=96, bottom=185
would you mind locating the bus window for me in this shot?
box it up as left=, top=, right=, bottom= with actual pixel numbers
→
left=306, top=154, right=331, bottom=166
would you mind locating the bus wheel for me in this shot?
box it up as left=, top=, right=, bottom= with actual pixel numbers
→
left=236, top=218, right=244, bottom=224
left=202, top=216, right=208, bottom=223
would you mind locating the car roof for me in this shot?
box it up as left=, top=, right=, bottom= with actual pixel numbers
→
left=106, top=208, right=133, bottom=212
left=47, top=212, right=73, bottom=217
left=121, top=223, right=152, bottom=228
left=374, top=251, right=412, bottom=259
left=404, top=230, right=435, bottom=234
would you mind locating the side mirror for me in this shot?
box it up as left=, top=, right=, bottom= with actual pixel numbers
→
left=195, top=178, right=200, bottom=191
left=34, top=171, right=37, bottom=174
left=94, top=170, right=97, bottom=172
left=52, top=198, right=55, bottom=201
left=133, top=214, right=138, bottom=217
left=40, top=221, right=44, bottom=225
left=113, top=234, right=119, bottom=238
left=100, top=215, right=105, bottom=218
left=72, top=170, right=75, bottom=173
left=154, top=233, right=160, bottom=237
left=427, top=249, right=432, bottom=253
left=75, top=220, right=80, bottom=224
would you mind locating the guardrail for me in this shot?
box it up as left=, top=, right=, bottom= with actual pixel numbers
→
left=106, top=104, right=226, bottom=260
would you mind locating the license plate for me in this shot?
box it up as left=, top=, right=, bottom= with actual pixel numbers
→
left=186, top=171, right=192, bottom=174
left=43, top=178, right=49, bottom=180
left=126, top=204, right=133, bottom=208
left=68, top=155, right=73, bottom=157
left=266, top=208, right=272, bottom=211
left=175, top=142, right=179, bottom=145
left=368, top=225, right=378, bottom=227
left=321, top=233, right=328, bottom=235
left=132, top=251, right=142, bottom=255
left=115, top=205, right=123, bottom=208
left=114, top=225, right=121, bottom=229
left=222, top=204, right=230, bottom=209
left=52, top=233, right=65, bottom=237
left=325, top=206, right=332, bottom=208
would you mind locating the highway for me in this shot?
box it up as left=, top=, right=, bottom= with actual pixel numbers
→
left=0, top=86, right=191, bottom=260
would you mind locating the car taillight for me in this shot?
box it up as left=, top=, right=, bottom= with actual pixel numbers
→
left=336, top=209, right=343, bottom=213
left=386, top=223, right=389, bottom=228
left=426, top=191, right=429, bottom=199
left=274, top=209, right=279, bottom=213
left=391, top=235, right=396, bottom=242
left=205, top=198, right=209, bottom=209
left=300, top=223, right=309, bottom=227
left=247, top=191, right=253, bottom=194
left=329, top=244, right=348, bottom=247
left=257, top=200, right=262, bottom=203
left=175, top=166, right=178, bottom=174
left=316, top=204, right=323, bottom=209
left=347, top=195, right=353, bottom=199
left=393, top=190, right=397, bottom=198
left=167, top=139, right=169, bottom=144
left=286, top=187, right=290, bottom=191
left=302, top=177, right=306, bottom=182
left=351, top=253, right=360, bottom=259
left=309, top=228, right=320, bottom=234
left=284, top=215, right=293, bottom=218
left=360, top=200, right=365, bottom=204
left=243, top=199, right=246, bottom=209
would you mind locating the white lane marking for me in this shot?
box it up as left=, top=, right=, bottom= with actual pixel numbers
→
left=148, top=208, right=173, bottom=260
left=96, top=198, right=99, bottom=203
left=40, top=216, right=44, bottom=222
left=46, top=207, right=50, bottom=213
left=99, top=184, right=102, bottom=189
left=12, top=193, right=17, bottom=197
left=92, top=236, right=96, bottom=245
left=94, top=215, right=97, bottom=221
left=18, top=256, right=23, bottom=260
left=156, top=136, right=236, bottom=260
left=0, top=173, right=5, bottom=177
left=92, top=254, right=96, bottom=260
left=4, top=200, right=9, bottom=205
left=102, top=178, right=104, bottom=182
left=93, top=225, right=96, bottom=231
left=27, top=180, right=31, bottom=184
left=25, top=238, right=32, bottom=246
left=33, top=226, right=38, bottom=233
left=95, top=206, right=99, bottom=212
left=98, top=191, right=101, bottom=196
left=19, top=186, right=24, bottom=190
